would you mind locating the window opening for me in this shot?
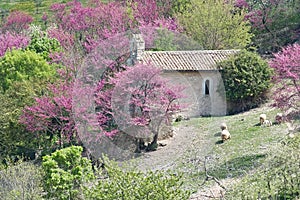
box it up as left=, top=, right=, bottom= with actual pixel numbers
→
left=205, top=79, right=210, bottom=95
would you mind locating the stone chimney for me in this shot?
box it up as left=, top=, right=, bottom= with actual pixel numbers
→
left=129, top=34, right=145, bottom=64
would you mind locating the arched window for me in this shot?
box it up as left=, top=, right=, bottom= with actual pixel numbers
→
left=205, top=79, right=210, bottom=95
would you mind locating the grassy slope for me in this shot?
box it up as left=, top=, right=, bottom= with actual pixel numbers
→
left=0, top=0, right=90, bottom=24
left=172, top=105, right=289, bottom=196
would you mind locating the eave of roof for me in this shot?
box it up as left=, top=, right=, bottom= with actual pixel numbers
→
left=142, top=50, right=239, bottom=71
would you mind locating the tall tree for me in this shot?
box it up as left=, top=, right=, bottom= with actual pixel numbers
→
left=269, top=43, right=300, bottom=124
left=105, top=63, right=183, bottom=151
left=236, top=0, right=300, bottom=54
left=177, top=0, right=252, bottom=50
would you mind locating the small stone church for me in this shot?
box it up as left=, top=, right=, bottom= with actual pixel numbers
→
left=129, top=34, right=239, bottom=117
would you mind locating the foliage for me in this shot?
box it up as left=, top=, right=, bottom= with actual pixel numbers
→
left=0, top=32, right=29, bottom=57
left=177, top=0, right=252, bottom=50
left=237, top=0, right=300, bottom=54
left=0, top=80, right=50, bottom=162
left=47, top=27, right=74, bottom=50
left=20, top=78, right=76, bottom=149
left=0, top=49, right=56, bottom=92
left=1, top=10, right=33, bottom=33
left=170, top=0, right=191, bottom=15
left=152, top=28, right=203, bottom=51
left=26, top=25, right=62, bottom=61
left=0, top=47, right=58, bottom=159
left=269, top=43, right=300, bottom=123
left=47, top=0, right=178, bottom=53
left=126, top=0, right=174, bottom=26
left=42, top=146, right=94, bottom=200
left=219, top=50, right=273, bottom=113
left=97, top=63, right=183, bottom=150
left=84, top=156, right=190, bottom=200
left=153, top=28, right=178, bottom=51
left=226, top=135, right=300, bottom=199
left=0, top=159, right=44, bottom=200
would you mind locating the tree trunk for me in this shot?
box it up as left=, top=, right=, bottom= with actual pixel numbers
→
left=147, top=133, right=158, bottom=151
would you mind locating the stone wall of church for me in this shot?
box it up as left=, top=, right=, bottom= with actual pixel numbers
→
left=162, top=70, right=227, bottom=117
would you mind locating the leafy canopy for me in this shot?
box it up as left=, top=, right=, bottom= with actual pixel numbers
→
left=26, top=25, right=62, bottom=61
left=42, top=146, right=94, bottom=200
left=0, top=49, right=56, bottom=92
left=219, top=50, right=273, bottom=112
left=177, top=0, right=252, bottom=49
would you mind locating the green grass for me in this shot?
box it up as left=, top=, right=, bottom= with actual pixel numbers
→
left=172, top=106, right=289, bottom=193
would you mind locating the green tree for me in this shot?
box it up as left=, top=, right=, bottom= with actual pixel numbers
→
left=245, top=0, right=300, bottom=54
left=219, top=50, right=273, bottom=113
left=26, top=25, right=61, bottom=61
left=177, top=0, right=252, bottom=50
left=0, top=48, right=57, bottom=161
left=0, top=80, right=51, bottom=162
left=0, top=49, right=56, bottom=92
left=42, top=146, right=94, bottom=200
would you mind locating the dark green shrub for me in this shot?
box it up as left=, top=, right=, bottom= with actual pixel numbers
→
left=0, top=80, right=50, bottom=162
left=42, top=146, right=94, bottom=200
left=85, top=156, right=190, bottom=200
left=219, top=50, right=273, bottom=114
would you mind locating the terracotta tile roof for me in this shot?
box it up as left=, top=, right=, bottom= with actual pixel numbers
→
left=141, top=50, right=239, bottom=71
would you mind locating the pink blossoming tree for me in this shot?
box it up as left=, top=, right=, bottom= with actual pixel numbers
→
left=20, top=76, right=75, bottom=149
left=20, top=0, right=182, bottom=156
left=235, top=0, right=300, bottom=53
left=108, top=63, right=183, bottom=151
left=269, top=43, right=300, bottom=123
left=0, top=32, right=29, bottom=57
left=1, top=11, right=33, bottom=33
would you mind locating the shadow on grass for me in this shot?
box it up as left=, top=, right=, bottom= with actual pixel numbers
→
left=208, top=154, right=266, bottom=179
left=254, top=123, right=261, bottom=127
left=215, top=140, right=223, bottom=144
left=214, top=132, right=221, bottom=137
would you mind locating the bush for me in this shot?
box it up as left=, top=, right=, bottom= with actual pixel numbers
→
left=219, top=50, right=273, bottom=114
left=42, top=146, right=94, bottom=200
left=226, top=135, right=300, bottom=199
left=84, top=156, right=190, bottom=200
left=0, top=49, right=56, bottom=92
left=0, top=159, right=44, bottom=200
left=26, top=25, right=62, bottom=61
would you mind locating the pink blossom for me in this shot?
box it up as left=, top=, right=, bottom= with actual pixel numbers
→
left=2, top=11, right=33, bottom=33
left=234, top=0, right=249, bottom=9
left=0, top=32, right=29, bottom=57
left=269, top=43, right=300, bottom=118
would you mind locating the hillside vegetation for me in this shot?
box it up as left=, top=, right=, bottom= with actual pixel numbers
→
left=0, top=0, right=89, bottom=24
left=0, top=0, right=299, bottom=199
left=1, top=104, right=298, bottom=199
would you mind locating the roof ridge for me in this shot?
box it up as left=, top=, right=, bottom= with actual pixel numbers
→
left=142, top=49, right=239, bottom=71
left=144, top=49, right=240, bottom=53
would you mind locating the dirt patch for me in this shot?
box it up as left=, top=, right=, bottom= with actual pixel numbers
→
left=128, top=124, right=202, bottom=171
